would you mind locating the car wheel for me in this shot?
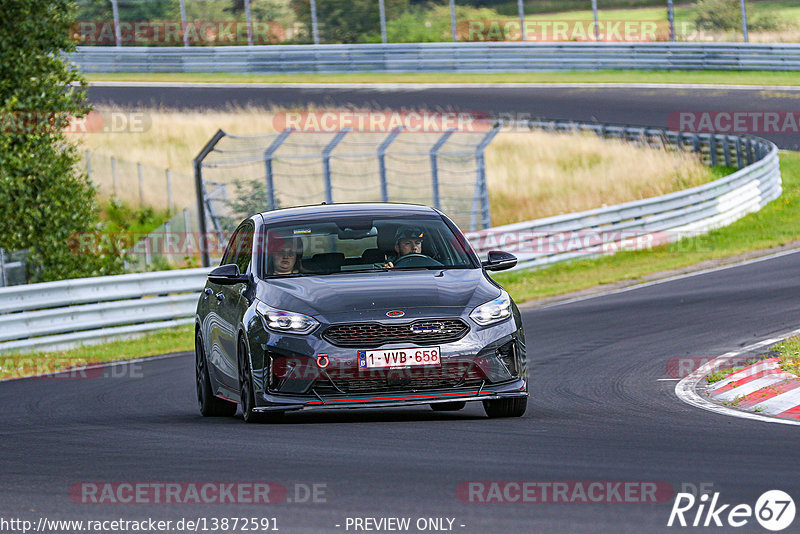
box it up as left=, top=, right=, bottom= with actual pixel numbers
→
left=430, top=401, right=467, bottom=412
left=482, top=397, right=527, bottom=418
left=238, top=336, right=283, bottom=424
left=196, top=330, right=236, bottom=417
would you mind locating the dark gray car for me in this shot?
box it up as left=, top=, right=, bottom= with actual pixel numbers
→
left=195, top=203, right=527, bottom=423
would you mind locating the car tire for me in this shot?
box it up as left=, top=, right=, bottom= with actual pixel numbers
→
left=482, top=397, right=527, bottom=418
left=238, top=336, right=284, bottom=424
left=430, top=401, right=467, bottom=412
left=196, top=331, right=237, bottom=417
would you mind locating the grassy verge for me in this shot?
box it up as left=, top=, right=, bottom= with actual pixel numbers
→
left=493, top=151, right=800, bottom=301
left=86, top=70, right=800, bottom=86
left=773, top=335, right=800, bottom=377
left=0, top=325, right=193, bottom=381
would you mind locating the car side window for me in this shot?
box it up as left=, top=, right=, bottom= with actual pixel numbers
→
left=220, top=227, right=244, bottom=267
left=234, top=224, right=254, bottom=274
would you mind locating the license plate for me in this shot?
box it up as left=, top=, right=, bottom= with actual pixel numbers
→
left=358, top=346, right=441, bottom=369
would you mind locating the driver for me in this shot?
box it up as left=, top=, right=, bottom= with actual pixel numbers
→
left=383, top=226, right=425, bottom=269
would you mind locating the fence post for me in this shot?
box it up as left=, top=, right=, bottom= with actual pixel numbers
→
left=193, top=129, right=227, bottom=267
left=667, top=0, right=675, bottom=41
left=244, top=0, right=254, bottom=46
left=472, top=126, right=501, bottom=231
left=735, top=137, right=744, bottom=168
left=378, top=127, right=403, bottom=202
left=310, top=0, right=320, bottom=45
left=379, top=0, right=388, bottom=44
left=166, top=169, right=173, bottom=213
left=263, top=129, right=293, bottom=211
left=111, top=156, right=118, bottom=197
left=518, top=0, right=525, bottom=41
left=179, top=0, right=189, bottom=46
left=137, top=162, right=144, bottom=206
left=322, top=129, right=350, bottom=204
left=449, top=0, right=457, bottom=42
left=85, top=150, right=92, bottom=183
left=0, top=249, right=6, bottom=288
left=430, top=129, right=456, bottom=211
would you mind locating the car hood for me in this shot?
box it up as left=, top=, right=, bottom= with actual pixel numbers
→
left=256, top=268, right=500, bottom=322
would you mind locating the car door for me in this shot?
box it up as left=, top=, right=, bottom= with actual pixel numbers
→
left=204, top=225, right=246, bottom=392
left=215, top=221, right=255, bottom=390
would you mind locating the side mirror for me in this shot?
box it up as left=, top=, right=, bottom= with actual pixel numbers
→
left=481, top=250, right=517, bottom=272
left=208, top=264, right=250, bottom=285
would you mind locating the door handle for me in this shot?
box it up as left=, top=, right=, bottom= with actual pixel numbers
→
left=216, top=292, right=225, bottom=302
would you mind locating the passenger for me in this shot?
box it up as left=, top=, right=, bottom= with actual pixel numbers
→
left=383, top=226, right=425, bottom=269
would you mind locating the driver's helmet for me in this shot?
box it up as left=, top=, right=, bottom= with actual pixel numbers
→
left=394, top=226, right=424, bottom=244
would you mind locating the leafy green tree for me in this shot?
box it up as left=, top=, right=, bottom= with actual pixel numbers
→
left=692, top=0, right=781, bottom=32
left=290, top=0, right=408, bottom=43
left=0, top=0, right=122, bottom=281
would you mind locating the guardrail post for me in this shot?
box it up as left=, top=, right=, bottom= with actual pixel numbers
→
left=193, top=129, right=227, bottom=267
left=430, top=129, right=456, bottom=210
left=692, top=135, right=701, bottom=155
left=722, top=136, right=732, bottom=167
left=322, top=129, right=350, bottom=204
left=709, top=135, right=718, bottom=167
left=736, top=138, right=744, bottom=168
left=472, top=126, right=501, bottom=231
left=378, top=127, right=403, bottom=202
left=746, top=138, right=754, bottom=165
left=263, top=129, right=293, bottom=211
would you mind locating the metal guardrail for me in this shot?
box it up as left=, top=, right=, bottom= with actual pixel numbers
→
left=0, top=268, right=210, bottom=353
left=466, top=121, right=781, bottom=270
left=70, top=43, right=800, bottom=73
left=0, top=122, right=781, bottom=353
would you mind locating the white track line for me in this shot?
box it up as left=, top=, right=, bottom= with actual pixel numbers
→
left=87, top=81, right=800, bottom=91
left=675, top=327, right=800, bottom=426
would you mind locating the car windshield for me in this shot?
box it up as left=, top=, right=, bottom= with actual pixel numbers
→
left=259, top=214, right=476, bottom=277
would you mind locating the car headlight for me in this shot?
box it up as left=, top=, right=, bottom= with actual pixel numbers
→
left=256, top=300, right=318, bottom=335
left=470, top=291, right=512, bottom=326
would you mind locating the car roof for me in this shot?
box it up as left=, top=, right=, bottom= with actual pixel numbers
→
left=257, top=202, right=440, bottom=223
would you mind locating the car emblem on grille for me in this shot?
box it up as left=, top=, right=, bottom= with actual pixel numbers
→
left=386, top=310, right=405, bottom=317
left=410, top=324, right=443, bottom=334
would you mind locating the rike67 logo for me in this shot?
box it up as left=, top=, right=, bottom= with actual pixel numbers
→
left=668, top=490, right=795, bottom=531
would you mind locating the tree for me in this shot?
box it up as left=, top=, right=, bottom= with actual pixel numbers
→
left=290, top=0, right=408, bottom=43
left=0, top=0, right=120, bottom=281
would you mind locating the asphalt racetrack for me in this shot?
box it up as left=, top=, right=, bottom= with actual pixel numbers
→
left=1, top=84, right=799, bottom=533
left=88, top=83, right=800, bottom=149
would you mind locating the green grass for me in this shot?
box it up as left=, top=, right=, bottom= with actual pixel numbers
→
left=492, top=152, right=800, bottom=302
left=86, top=70, right=800, bottom=86
left=0, top=325, right=193, bottom=380
left=772, top=335, right=800, bottom=377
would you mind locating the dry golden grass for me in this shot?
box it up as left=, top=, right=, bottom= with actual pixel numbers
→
left=69, top=107, right=713, bottom=225
left=487, top=130, right=710, bottom=225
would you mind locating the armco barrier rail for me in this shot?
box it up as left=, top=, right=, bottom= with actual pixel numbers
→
left=467, top=120, right=781, bottom=270
left=0, top=268, right=210, bottom=354
left=70, top=43, right=800, bottom=73
left=0, top=123, right=780, bottom=353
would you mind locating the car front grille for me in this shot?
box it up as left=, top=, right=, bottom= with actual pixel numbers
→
left=312, top=361, right=486, bottom=395
left=323, top=319, right=469, bottom=348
